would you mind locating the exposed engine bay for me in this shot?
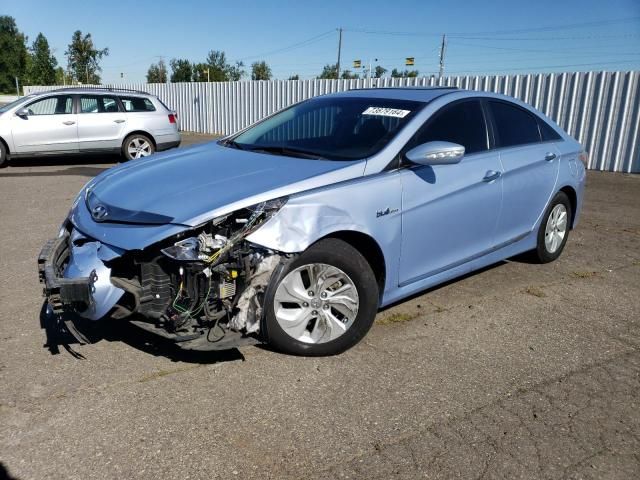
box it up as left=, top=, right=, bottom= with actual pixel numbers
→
left=40, top=199, right=290, bottom=350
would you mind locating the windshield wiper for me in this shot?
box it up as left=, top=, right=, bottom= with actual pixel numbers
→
left=220, top=139, right=246, bottom=150
left=246, top=145, right=327, bottom=160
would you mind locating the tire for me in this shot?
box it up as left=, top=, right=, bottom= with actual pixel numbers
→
left=122, top=133, right=155, bottom=160
left=264, top=238, right=379, bottom=356
left=0, top=141, right=7, bottom=168
left=532, top=191, right=572, bottom=263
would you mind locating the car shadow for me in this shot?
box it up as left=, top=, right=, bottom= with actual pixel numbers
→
left=0, top=154, right=119, bottom=178
left=39, top=302, right=245, bottom=364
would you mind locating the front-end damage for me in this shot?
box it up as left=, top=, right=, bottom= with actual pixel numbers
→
left=38, top=198, right=293, bottom=350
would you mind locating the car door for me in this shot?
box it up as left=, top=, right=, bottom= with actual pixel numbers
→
left=398, top=99, right=503, bottom=286
left=486, top=100, right=560, bottom=245
left=10, top=95, right=78, bottom=153
left=76, top=94, right=127, bottom=150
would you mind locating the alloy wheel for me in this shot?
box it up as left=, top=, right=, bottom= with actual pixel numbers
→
left=544, top=204, right=568, bottom=254
left=127, top=137, right=152, bottom=159
left=273, top=263, right=360, bottom=344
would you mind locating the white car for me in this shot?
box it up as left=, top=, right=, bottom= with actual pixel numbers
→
left=0, top=88, right=181, bottom=167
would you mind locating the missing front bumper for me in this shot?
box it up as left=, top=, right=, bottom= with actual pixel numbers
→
left=38, top=232, right=124, bottom=320
left=38, top=235, right=95, bottom=315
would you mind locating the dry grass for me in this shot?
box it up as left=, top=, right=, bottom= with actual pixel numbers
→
left=376, top=312, right=418, bottom=325
left=522, top=286, right=547, bottom=298
left=571, top=270, right=599, bottom=279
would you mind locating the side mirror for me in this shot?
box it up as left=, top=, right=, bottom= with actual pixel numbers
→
left=405, top=141, right=465, bottom=166
left=16, top=108, right=30, bottom=119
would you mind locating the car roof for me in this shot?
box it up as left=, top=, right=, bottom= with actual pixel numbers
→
left=32, top=88, right=151, bottom=97
left=330, top=86, right=460, bottom=102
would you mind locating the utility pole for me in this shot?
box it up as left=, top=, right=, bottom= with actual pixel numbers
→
left=336, top=27, right=343, bottom=80
left=15, top=77, right=19, bottom=97
left=438, top=34, right=447, bottom=81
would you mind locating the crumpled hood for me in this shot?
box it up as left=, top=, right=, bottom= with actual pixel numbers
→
left=85, top=142, right=365, bottom=227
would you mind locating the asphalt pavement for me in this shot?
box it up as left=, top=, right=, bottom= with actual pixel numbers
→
left=0, top=134, right=638, bottom=479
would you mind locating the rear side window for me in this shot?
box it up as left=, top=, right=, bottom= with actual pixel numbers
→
left=490, top=101, right=541, bottom=147
left=120, top=96, right=156, bottom=112
left=413, top=100, right=488, bottom=154
left=79, top=96, right=120, bottom=113
left=25, top=96, right=73, bottom=115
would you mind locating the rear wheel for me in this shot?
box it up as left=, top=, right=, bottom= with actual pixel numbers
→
left=264, top=238, right=379, bottom=356
left=532, top=191, right=572, bottom=263
left=122, top=134, right=154, bottom=160
left=0, top=141, right=7, bottom=168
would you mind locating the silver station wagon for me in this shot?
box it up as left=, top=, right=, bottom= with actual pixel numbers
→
left=0, top=88, right=181, bottom=166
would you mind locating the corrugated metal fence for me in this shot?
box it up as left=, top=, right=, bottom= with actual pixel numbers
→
left=25, top=71, right=640, bottom=173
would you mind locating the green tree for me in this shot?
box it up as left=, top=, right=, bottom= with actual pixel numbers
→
left=391, top=68, right=419, bottom=78
left=374, top=65, right=387, bottom=78
left=170, top=58, right=193, bottom=82
left=318, top=64, right=337, bottom=79
left=340, top=69, right=359, bottom=79
left=146, top=59, right=167, bottom=83
left=226, top=61, right=244, bottom=81
left=251, top=61, right=272, bottom=80
left=28, top=33, right=58, bottom=85
left=192, top=62, right=210, bottom=82
left=288, top=74, right=300, bottom=80
left=54, top=66, right=66, bottom=85
left=204, top=50, right=244, bottom=81
left=65, top=30, right=108, bottom=84
left=0, top=16, right=28, bottom=93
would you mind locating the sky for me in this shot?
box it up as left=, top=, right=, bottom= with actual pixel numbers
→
left=4, top=0, right=640, bottom=83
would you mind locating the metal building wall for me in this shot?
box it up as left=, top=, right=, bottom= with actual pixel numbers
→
left=25, top=71, right=640, bottom=172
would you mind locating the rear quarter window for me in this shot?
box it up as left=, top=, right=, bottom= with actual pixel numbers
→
left=538, top=119, right=562, bottom=141
left=120, top=96, right=156, bottom=112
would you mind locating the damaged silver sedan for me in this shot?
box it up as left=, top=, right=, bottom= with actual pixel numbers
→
left=38, top=87, right=585, bottom=355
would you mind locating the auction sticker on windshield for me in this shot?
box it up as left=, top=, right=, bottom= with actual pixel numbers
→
left=362, top=106, right=411, bottom=118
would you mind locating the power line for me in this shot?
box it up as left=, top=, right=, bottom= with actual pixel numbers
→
left=446, top=59, right=639, bottom=75
left=343, top=17, right=640, bottom=39
left=236, top=30, right=335, bottom=62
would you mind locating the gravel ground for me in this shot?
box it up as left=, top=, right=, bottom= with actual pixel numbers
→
left=0, top=134, right=638, bottom=479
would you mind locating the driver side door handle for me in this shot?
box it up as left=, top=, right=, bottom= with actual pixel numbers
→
left=62, top=120, right=75, bottom=126
left=114, top=119, right=126, bottom=124
left=483, top=170, right=502, bottom=182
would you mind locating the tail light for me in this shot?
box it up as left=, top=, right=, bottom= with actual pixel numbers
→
left=578, top=151, right=589, bottom=168
left=168, top=113, right=176, bottom=124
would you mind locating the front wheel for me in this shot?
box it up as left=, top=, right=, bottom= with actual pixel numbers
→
left=122, top=134, right=155, bottom=160
left=532, top=191, right=572, bottom=263
left=264, top=238, right=379, bottom=356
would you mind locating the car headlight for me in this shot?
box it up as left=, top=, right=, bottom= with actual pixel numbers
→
left=161, top=197, right=287, bottom=263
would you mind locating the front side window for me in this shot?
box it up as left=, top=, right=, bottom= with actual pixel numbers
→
left=25, top=96, right=73, bottom=115
left=229, top=96, right=424, bottom=160
left=120, top=96, right=156, bottom=112
left=490, top=101, right=541, bottom=148
left=412, top=100, right=488, bottom=154
left=79, top=96, right=120, bottom=113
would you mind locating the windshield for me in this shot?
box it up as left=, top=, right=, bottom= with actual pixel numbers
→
left=227, top=96, right=424, bottom=160
left=0, top=95, right=36, bottom=114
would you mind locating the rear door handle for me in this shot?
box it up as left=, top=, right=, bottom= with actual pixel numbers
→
left=483, top=170, right=502, bottom=182
left=545, top=152, right=557, bottom=161
left=62, top=120, right=75, bottom=126
left=114, top=119, right=125, bottom=123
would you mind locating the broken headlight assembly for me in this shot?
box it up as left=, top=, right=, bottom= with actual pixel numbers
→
left=160, top=197, right=287, bottom=263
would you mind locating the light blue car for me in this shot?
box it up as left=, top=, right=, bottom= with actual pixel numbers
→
left=38, top=87, right=586, bottom=356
